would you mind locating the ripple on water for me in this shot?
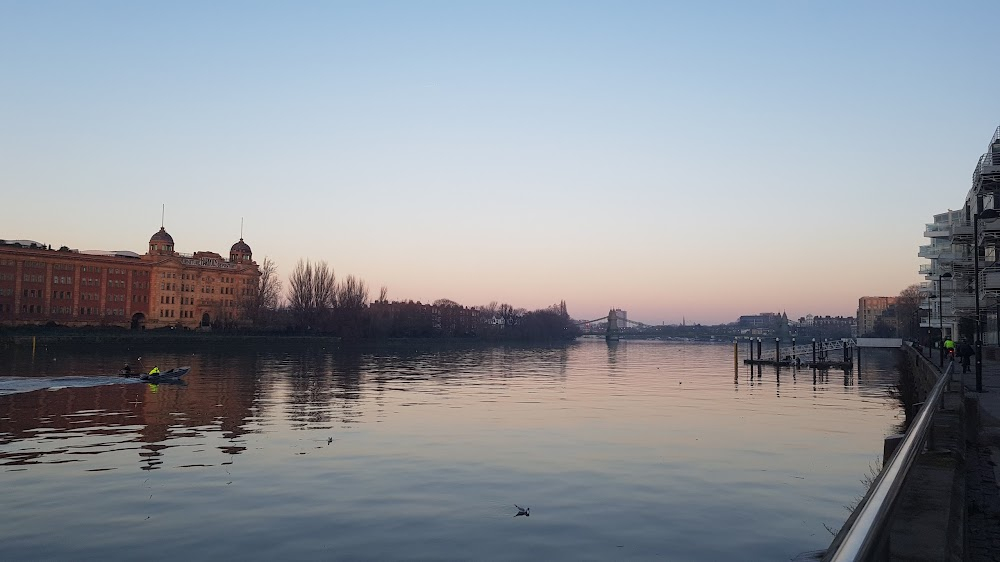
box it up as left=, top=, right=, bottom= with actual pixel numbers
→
left=0, top=342, right=901, bottom=560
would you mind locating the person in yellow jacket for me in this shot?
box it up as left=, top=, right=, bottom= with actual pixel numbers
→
left=140, top=366, right=159, bottom=381
left=943, top=337, right=955, bottom=358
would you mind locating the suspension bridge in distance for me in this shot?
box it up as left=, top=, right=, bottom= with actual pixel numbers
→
left=575, top=309, right=653, bottom=341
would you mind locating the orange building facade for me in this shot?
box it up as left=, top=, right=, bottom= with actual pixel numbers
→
left=0, top=227, right=260, bottom=330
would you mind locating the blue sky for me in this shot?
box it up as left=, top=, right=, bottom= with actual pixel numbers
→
left=2, top=1, right=998, bottom=323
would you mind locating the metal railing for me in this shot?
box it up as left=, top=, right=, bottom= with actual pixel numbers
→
left=825, top=356, right=955, bottom=561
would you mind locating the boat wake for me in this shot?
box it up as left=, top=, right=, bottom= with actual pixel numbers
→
left=0, top=376, right=144, bottom=396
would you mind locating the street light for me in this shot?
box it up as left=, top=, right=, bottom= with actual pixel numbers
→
left=929, top=294, right=937, bottom=357
left=973, top=207, right=1000, bottom=392
left=924, top=292, right=933, bottom=356
left=939, top=271, right=953, bottom=368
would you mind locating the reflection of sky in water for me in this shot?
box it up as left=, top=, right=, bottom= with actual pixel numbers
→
left=0, top=341, right=902, bottom=560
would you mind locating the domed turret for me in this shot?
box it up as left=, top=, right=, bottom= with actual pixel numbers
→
left=149, top=227, right=175, bottom=255
left=230, top=238, right=252, bottom=263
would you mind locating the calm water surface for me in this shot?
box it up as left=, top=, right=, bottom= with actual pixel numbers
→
left=0, top=340, right=902, bottom=560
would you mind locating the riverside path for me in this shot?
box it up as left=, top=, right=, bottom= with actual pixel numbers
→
left=961, top=356, right=1000, bottom=560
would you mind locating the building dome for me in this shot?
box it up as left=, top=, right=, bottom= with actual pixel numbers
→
left=229, top=238, right=252, bottom=263
left=150, top=227, right=174, bottom=245
left=149, top=227, right=175, bottom=254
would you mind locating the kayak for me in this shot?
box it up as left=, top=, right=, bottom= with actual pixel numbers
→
left=139, top=367, right=191, bottom=382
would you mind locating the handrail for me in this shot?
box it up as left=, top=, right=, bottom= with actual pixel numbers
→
left=825, top=356, right=955, bottom=561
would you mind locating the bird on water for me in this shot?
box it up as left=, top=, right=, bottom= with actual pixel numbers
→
left=514, top=505, right=530, bottom=517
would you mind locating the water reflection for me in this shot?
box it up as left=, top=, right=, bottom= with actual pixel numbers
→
left=0, top=341, right=903, bottom=561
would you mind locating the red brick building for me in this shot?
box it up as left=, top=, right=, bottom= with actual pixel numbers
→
left=0, top=227, right=260, bottom=330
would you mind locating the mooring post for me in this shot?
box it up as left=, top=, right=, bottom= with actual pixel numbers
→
left=842, top=340, right=848, bottom=362
left=812, top=338, right=817, bottom=364
left=734, top=338, right=738, bottom=370
left=775, top=338, right=780, bottom=363
left=756, top=337, right=761, bottom=361
left=792, top=337, right=796, bottom=359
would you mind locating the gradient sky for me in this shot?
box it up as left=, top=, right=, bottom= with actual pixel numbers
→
left=2, top=1, right=999, bottom=324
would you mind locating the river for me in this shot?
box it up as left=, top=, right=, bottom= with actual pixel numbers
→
left=0, top=339, right=902, bottom=560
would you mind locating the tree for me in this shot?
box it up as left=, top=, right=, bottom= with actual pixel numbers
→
left=288, top=259, right=314, bottom=327
left=240, top=256, right=282, bottom=327
left=895, top=284, right=922, bottom=341
left=335, top=274, right=369, bottom=337
left=287, top=259, right=336, bottom=330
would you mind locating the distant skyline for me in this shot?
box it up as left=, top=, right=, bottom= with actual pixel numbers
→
left=3, top=1, right=999, bottom=324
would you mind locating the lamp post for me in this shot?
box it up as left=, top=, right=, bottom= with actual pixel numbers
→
left=973, top=208, right=1000, bottom=392
left=925, top=293, right=932, bottom=357
left=929, top=294, right=937, bottom=358
left=939, top=272, right=953, bottom=368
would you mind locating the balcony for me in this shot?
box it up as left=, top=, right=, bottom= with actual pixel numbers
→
left=923, top=223, right=952, bottom=238
left=952, top=293, right=976, bottom=311
left=980, top=217, right=1000, bottom=235
left=983, top=270, right=1000, bottom=291
left=918, top=245, right=942, bottom=258
left=974, top=152, right=1000, bottom=185
left=951, top=222, right=974, bottom=241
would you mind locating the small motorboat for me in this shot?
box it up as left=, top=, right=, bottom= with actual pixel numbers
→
left=140, top=366, right=191, bottom=383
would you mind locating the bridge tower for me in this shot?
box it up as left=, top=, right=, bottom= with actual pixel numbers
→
left=606, top=308, right=621, bottom=342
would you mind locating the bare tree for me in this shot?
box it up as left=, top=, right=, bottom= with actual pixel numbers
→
left=312, top=261, right=336, bottom=329
left=287, top=259, right=335, bottom=329
left=288, top=259, right=314, bottom=327
left=378, top=285, right=388, bottom=303
left=335, top=274, right=369, bottom=337
left=313, top=261, right=337, bottom=310
left=240, top=256, right=282, bottom=327
left=337, top=275, right=368, bottom=310
left=895, top=283, right=923, bottom=341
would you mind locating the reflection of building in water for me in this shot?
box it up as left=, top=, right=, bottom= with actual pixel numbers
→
left=0, top=226, right=260, bottom=330
left=137, top=354, right=260, bottom=459
left=0, top=383, right=146, bottom=466
left=0, top=355, right=260, bottom=470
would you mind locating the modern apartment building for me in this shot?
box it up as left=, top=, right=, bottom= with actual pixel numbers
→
left=0, top=227, right=260, bottom=330
left=918, top=209, right=964, bottom=340
left=857, top=296, right=897, bottom=336
left=920, top=124, right=1000, bottom=344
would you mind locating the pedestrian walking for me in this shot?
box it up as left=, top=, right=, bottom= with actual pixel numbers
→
left=958, top=340, right=974, bottom=374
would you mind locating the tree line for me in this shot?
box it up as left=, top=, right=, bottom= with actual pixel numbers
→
left=239, top=258, right=578, bottom=340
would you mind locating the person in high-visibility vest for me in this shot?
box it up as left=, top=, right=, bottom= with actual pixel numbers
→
left=148, top=366, right=160, bottom=376
left=944, top=337, right=955, bottom=359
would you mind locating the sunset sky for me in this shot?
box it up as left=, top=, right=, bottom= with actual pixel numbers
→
left=3, top=1, right=999, bottom=324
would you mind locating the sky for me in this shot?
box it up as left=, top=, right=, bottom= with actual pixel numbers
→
left=2, top=1, right=999, bottom=325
